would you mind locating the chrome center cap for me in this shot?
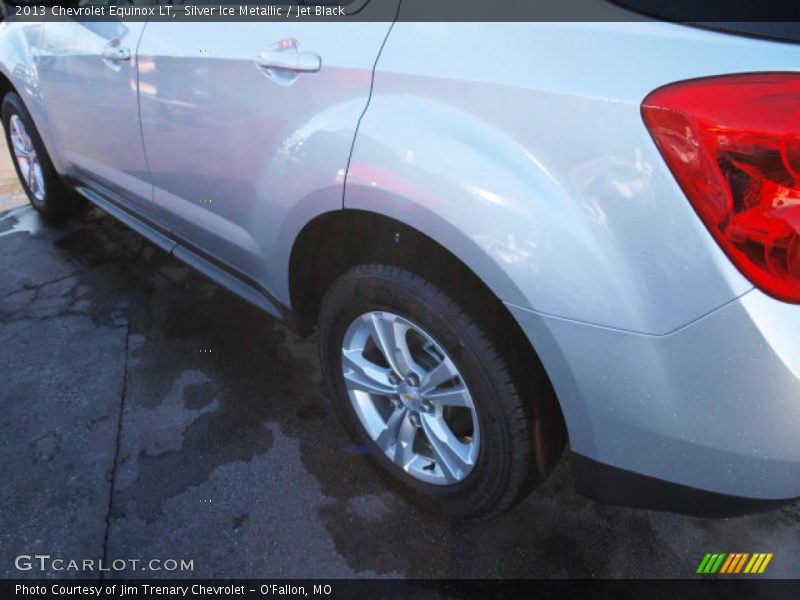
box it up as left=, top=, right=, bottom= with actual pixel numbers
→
left=397, top=382, right=422, bottom=411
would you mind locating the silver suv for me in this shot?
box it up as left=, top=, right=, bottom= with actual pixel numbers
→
left=1, top=9, right=799, bottom=518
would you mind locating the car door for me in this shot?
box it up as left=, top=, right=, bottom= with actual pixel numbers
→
left=136, top=18, right=396, bottom=293
left=35, top=14, right=152, bottom=212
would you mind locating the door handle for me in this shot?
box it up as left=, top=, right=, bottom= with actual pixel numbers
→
left=255, top=39, right=321, bottom=85
left=101, top=40, right=131, bottom=63
left=256, top=50, right=321, bottom=72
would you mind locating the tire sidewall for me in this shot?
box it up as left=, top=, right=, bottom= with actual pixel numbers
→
left=319, top=265, right=521, bottom=517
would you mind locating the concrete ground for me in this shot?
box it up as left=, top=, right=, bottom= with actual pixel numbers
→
left=0, top=144, right=798, bottom=580
left=0, top=138, right=26, bottom=212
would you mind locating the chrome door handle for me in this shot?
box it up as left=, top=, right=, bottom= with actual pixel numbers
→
left=101, top=41, right=131, bottom=63
left=256, top=50, right=321, bottom=72
left=255, top=39, right=321, bottom=86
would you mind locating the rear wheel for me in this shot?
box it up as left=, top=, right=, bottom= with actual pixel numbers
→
left=319, top=263, right=564, bottom=519
left=2, top=91, right=82, bottom=221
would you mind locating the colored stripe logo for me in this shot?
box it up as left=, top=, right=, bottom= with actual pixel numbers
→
left=696, top=553, right=773, bottom=574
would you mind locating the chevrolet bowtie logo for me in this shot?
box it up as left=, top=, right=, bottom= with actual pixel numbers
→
left=696, top=552, right=773, bottom=574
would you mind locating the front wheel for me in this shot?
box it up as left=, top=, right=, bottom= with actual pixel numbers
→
left=318, top=264, right=563, bottom=519
left=2, top=91, right=82, bottom=221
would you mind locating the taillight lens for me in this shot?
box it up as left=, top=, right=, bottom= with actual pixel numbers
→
left=642, top=73, right=800, bottom=303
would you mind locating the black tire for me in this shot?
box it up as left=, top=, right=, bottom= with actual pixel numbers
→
left=2, top=91, right=82, bottom=221
left=319, top=264, right=564, bottom=519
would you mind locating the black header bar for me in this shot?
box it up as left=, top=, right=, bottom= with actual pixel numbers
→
left=2, top=0, right=800, bottom=23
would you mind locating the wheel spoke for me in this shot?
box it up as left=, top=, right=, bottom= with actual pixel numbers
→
left=10, top=116, right=32, bottom=158
left=420, top=413, right=473, bottom=483
left=364, top=313, right=416, bottom=377
left=392, top=412, right=417, bottom=468
left=34, top=162, right=43, bottom=195
left=425, top=384, right=472, bottom=408
left=422, top=357, right=459, bottom=391
left=27, top=159, right=37, bottom=190
left=11, top=134, right=31, bottom=158
left=374, top=407, right=407, bottom=452
left=18, top=161, right=30, bottom=190
left=342, top=349, right=395, bottom=395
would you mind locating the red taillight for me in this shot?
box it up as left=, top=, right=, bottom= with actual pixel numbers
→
left=642, top=73, right=800, bottom=303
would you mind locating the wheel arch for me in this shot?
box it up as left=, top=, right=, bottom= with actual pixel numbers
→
left=0, top=84, right=64, bottom=179
left=0, top=27, right=66, bottom=175
left=290, top=208, right=525, bottom=332
left=0, top=70, right=15, bottom=100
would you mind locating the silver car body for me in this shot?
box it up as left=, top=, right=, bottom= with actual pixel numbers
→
left=1, top=12, right=798, bottom=504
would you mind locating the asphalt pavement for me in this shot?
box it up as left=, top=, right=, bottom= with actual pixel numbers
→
left=1, top=146, right=798, bottom=579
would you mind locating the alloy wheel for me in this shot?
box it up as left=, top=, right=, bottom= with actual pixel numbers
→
left=341, top=311, right=480, bottom=485
left=9, top=114, right=45, bottom=203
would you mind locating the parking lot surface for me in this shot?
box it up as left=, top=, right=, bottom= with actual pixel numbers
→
left=1, top=148, right=799, bottom=579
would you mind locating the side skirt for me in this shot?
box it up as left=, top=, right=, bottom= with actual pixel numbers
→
left=73, top=183, right=311, bottom=336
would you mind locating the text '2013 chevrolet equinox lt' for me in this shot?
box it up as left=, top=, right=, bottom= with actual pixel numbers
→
left=1, top=3, right=799, bottom=518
